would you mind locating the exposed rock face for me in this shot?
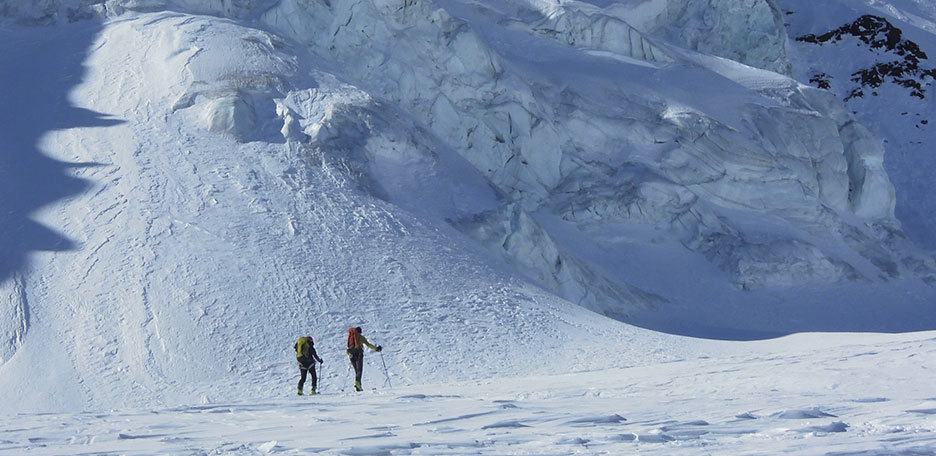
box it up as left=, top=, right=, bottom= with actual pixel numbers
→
left=798, top=15, right=936, bottom=99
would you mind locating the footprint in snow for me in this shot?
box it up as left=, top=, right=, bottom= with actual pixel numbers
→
left=416, top=411, right=497, bottom=426
left=481, top=420, right=530, bottom=430
left=493, top=399, right=519, bottom=409
left=365, top=425, right=399, bottom=432
left=852, top=397, right=889, bottom=403
left=774, top=408, right=837, bottom=419
left=342, top=443, right=420, bottom=455
left=661, top=420, right=709, bottom=428
left=906, top=408, right=936, bottom=415
left=397, top=394, right=428, bottom=400
left=436, top=440, right=487, bottom=450
left=610, top=433, right=638, bottom=441
left=610, top=432, right=675, bottom=443
left=427, top=426, right=464, bottom=434
left=799, top=421, right=849, bottom=433
left=397, top=394, right=461, bottom=400
left=659, top=421, right=710, bottom=439
left=340, top=431, right=396, bottom=441
left=556, top=437, right=590, bottom=445
left=117, top=433, right=168, bottom=440
left=565, top=414, right=627, bottom=426
left=159, top=436, right=192, bottom=443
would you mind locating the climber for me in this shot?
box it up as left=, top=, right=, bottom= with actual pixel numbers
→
left=346, top=326, right=382, bottom=392
left=294, top=336, right=324, bottom=395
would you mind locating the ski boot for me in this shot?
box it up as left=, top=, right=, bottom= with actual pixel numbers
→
left=297, top=387, right=303, bottom=396
left=354, top=381, right=363, bottom=392
left=309, top=389, right=317, bottom=395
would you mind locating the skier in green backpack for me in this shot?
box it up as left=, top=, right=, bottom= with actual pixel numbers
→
left=294, top=336, right=324, bottom=395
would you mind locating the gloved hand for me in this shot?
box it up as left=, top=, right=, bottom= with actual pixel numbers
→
left=376, top=345, right=383, bottom=352
left=319, top=359, right=324, bottom=364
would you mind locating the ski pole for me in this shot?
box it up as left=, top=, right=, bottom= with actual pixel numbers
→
left=379, top=352, right=392, bottom=388
left=317, top=362, right=324, bottom=393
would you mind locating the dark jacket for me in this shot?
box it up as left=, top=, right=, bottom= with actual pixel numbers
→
left=295, top=337, right=323, bottom=365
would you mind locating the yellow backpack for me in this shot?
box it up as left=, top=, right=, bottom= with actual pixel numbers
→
left=296, top=337, right=313, bottom=358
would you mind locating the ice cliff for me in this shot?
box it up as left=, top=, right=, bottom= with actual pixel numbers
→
left=4, top=0, right=933, bottom=317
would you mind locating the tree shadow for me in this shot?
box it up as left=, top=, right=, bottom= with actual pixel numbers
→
left=0, top=18, right=123, bottom=282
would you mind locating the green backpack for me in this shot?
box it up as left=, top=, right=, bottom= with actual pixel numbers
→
left=296, top=337, right=314, bottom=359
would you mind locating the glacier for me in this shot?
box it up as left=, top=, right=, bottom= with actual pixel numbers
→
left=1, top=0, right=935, bottom=418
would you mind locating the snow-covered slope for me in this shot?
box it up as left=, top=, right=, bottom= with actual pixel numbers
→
left=0, top=11, right=695, bottom=412
left=1, top=0, right=935, bottom=414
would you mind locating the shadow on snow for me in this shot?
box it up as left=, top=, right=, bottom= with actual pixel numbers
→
left=0, top=17, right=122, bottom=283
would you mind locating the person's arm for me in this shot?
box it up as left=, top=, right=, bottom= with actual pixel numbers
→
left=360, top=335, right=382, bottom=352
left=359, top=335, right=380, bottom=351
left=312, top=347, right=323, bottom=363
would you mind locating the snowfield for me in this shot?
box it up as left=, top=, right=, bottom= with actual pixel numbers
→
left=1, top=0, right=936, bottom=454
left=2, top=331, right=936, bottom=455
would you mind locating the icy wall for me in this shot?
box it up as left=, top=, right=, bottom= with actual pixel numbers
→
left=2, top=0, right=930, bottom=320
left=605, top=0, right=792, bottom=74
left=229, top=0, right=915, bottom=294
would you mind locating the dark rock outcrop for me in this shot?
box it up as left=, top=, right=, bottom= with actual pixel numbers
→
left=797, top=15, right=936, bottom=99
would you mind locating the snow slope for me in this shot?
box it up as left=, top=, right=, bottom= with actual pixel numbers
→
left=1, top=0, right=935, bottom=418
left=0, top=10, right=688, bottom=413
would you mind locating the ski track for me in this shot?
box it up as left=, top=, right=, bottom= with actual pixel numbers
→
left=2, top=333, right=935, bottom=455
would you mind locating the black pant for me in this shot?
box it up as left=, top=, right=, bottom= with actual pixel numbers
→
left=298, top=361, right=317, bottom=391
left=348, top=349, right=364, bottom=383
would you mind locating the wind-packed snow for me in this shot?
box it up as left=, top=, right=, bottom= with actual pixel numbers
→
left=1, top=1, right=936, bottom=453
left=2, top=331, right=936, bottom=454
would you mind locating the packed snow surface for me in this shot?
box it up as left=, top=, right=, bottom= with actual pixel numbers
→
left=2, top=331, right=935, bottom=454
